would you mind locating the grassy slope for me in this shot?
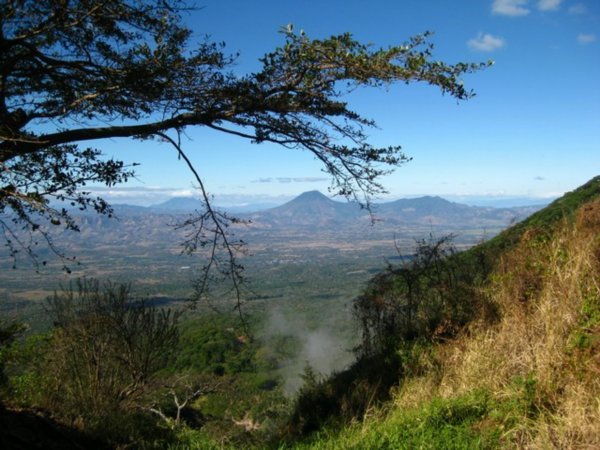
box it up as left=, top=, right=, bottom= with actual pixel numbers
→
left=288, top=176, right=600, bottom=449
left=474, top=175, right=600, bottom=257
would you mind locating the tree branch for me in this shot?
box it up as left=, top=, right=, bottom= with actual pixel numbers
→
left=154, top=131, right=248, bottom=323
left=1, top=112, right=214, bottom=162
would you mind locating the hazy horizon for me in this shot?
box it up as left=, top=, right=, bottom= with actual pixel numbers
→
left=94, top=187, right=556, bottom=209
left=86, top=0, right=598, bottom=207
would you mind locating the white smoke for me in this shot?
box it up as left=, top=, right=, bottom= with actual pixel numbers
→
left=261, top=306, right=356, bottom=394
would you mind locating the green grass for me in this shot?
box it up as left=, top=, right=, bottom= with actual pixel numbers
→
left=474, top=175, right=600, bottom=258
left=286, top=391, right=501, bottom=450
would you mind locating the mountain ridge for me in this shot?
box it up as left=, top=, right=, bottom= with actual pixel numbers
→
left=131, top=191, right=548, bottom=216
left=244, top=191, right=541, bottom=230
left=98, top=191, right=544, bottom=231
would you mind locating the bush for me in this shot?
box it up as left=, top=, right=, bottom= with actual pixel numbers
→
left=283, top=352, right=402, bottom=439
left=0, top=319, right=26, bottom=389
left=354, top=234, right=492, bottom=355
left=17, top=279, right=180, bottom=445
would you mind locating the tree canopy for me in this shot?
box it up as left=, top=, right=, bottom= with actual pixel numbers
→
left=0, top=0, right=489, bottom=300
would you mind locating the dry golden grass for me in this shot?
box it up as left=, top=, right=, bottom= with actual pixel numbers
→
left=393, top=199, right=600, bottom=448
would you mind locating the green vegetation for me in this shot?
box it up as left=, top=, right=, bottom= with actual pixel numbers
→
left=0, top=178, right=598, bottom=448
left=1, top=177, right=599, bottom=448
left=354, top=233, right=493, bottom=355
left=7, top=2, right=597, bottom=447
left=289, top=391, right=501, bottom=450
left=4, top=280, right=181, bottom=446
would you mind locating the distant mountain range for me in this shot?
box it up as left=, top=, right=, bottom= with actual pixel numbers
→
left=106, top=190, right=543, bottom=232
left=1, top=191, right=547, bottom=288
left=244, top=191, right=541, bottom=230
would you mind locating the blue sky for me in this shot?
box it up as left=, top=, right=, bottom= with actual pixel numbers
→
left=94, top=0, right=599, bottom=206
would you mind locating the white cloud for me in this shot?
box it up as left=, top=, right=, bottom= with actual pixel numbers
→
left=252, top=176, right=329, bottom=184
left=169, top=189, right=195, bottom=197
left=492, top=0, right=530, bottom=16
left=577, top=33, right=597, bottom=44
left=81, top=185, right=199, bottom=205
left=537, top=0, right=563, bottom=11
left=468, top=33, right=506, bottom=51
left=568, top=3, right=586, bottom=14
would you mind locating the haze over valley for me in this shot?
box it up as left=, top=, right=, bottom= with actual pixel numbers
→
left=0, top=190, right=543, bottom=322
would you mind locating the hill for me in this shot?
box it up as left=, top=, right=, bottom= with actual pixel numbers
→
left=150, top=196, right=205, bottom=212
left=247, top=190, right=360, bottom=228
left=374, top=195, right=533, bottom=227
left=282, top=175, right=600, bottom=449
left=246, top=191, right=539, bottom=230
left=482, top=175, right=600, bottom=253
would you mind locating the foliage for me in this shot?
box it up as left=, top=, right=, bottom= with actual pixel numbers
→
left=168, top=314, right=291, bottom=447
left=288, top=390, right=500, bottom=450
left=47, top=279, right=179, bottom=406
left=282, top=351, right=402, bottom=439
left=0, top=318, right=25, bottom=388
left=354, top=234, right=493, bottom=355
left=9, top=279, right=180, bottom=445
left=0, top=145, right=135, bottom=270
left=0, top=402, right=110, bottom=450
left=175, top=314, right=258, bottom=376
left=570, top=285, right=600, bottom=350
left=3, top=332, right=51, bottom=406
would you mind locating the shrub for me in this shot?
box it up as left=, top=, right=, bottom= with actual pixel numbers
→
left=354, top=234, right=492, bottom=355
left=23, top=279, right=180, bottom=444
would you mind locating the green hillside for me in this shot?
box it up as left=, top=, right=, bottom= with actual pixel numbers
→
left=282, top=175, right=600, bottom=449
left=479, top=175, right=600, bottom=254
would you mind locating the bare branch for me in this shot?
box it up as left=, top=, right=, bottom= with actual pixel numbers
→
left=154, top=132, right=248, bottom=323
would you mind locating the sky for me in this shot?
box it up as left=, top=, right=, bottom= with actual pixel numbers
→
left=92, top=0, right=599, bottom=207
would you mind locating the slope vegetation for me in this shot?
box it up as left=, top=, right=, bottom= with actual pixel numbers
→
left=287, top=176, right=600, bottom=449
